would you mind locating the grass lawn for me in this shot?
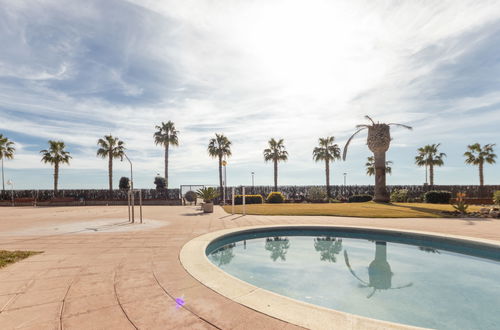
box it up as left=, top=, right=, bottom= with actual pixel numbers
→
left=0, top=250, right=42, bottom=269
left=222, top=202, right=484, bottom=218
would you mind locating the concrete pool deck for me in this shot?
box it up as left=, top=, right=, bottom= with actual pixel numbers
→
left=0, top=205, right=499, bottom=329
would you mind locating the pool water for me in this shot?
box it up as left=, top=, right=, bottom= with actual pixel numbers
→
left=206, top=229, right=500, bottom=329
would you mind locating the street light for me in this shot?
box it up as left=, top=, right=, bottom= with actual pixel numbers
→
left=222, top=159, right=227, bottom=205
left=343, top=173, right=347, bottom=186
left=251, top=172, right=255, bottom=194
left=6, top=179, right=14, bottom=206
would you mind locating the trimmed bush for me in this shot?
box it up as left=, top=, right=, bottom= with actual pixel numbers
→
left=185, top=191, right=197, bottom=202
left=154, top=176, right=166, bottom=190
left=119, top=177, right=130, bottom=190
left=267, top=192, right=285, bottom=203
left=424, top=190, right=452, bottom=204
left=493, top=191, right=500, bottom=205
left=390, top=189, right=409, bottom=203
left=306, top=187, right=327, bottom=202
left=348, top=194, right=373, bottom=203
left=234, top=195, right=263, bottom=205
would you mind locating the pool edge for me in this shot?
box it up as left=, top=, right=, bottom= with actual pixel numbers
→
left=180, top=224, right=500, bottom=330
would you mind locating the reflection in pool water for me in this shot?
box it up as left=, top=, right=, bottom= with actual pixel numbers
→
left=207, top=232, right=500, bottom=330
left=344, top=241, right=413, bottom=298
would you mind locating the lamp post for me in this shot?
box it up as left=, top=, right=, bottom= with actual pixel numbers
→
left=343, top=173, right=347, bottom=186
left=6, top=179, right=13, bottom=206
left=222, top=159, right=227, bottom=205
left=251, top=172, right=255, bottom=194
left=123, top=154, right=134, bottom=223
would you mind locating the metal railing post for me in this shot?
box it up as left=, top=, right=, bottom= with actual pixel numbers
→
left=242, top=186, right=246, bottom=216
left=231, top=187, right=235, bottom=215
left=139, top=189, right=143, bottom=224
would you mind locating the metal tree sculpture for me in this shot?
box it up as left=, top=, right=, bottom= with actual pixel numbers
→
left=343, top=116, right=412, bottom=202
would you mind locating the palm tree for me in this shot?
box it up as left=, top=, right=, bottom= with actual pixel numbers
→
left=97, top=135, right=125, bottom=193
left=313, top=136, right=341, bottom=198
left=343, top=116, right=412, bottom=202
left=0, top=134, right=15, bottom=192
left=365, top=156, right=392, bottom=176
left=415, top=144, right=446, bottom=186
left=40, top=141, right=71, bottom=194
left=264, top=138, right=288, bottom=192
left=208, top=133, right=232, bottom=200
left=154, top=121, right=179, bottom=190
left=464, top=143, right=496, bottom=186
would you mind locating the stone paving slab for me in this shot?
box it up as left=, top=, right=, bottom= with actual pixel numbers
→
left=0, top=205, right=498, bottom=329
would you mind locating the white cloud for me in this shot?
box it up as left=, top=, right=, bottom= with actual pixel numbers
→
left=1, top=0, right=499, bottom=188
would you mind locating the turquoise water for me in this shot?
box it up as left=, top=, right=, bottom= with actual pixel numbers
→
left=206, top=229, right=500, bottom=329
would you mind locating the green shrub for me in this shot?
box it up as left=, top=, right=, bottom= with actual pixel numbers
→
left=185, top=191, right=197, bottom=202
left=328, top=198, right=341, bottom=203
left=424, top=190, right=452, bottom=204
left=234, top=195, right=263, bottom=205
left=390, top=189, right=409, bottom=203
left=119, top=177, right=130, bottom=190
left=348, top=194, right=373, bottom=203
left=306, top=187, right=327, bottom=201
left=452, top=192, right=469, bottom=214
left=267, top=192, right=285, bottom=203
left=196, top=187, right=219, bottom=203
left=493, top=191, right=500, bottom=205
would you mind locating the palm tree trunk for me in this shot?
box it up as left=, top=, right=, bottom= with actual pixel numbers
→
left=425, top=164, right=428, bottom=185
left=54, top=162, right=59, bottom=195
left=165, top=143, right=169, bottom=190
left=373, top=151, right=389, bottom=203
left=108, top=153, right=113, bottom=192
left=429, top=164, right=434, bottom=186
left=325, top=159, right=330, bottom=198
left=218, top=155, right=223, bottom=203
left=479, top=162, right=484, bottom=187
left=1, top=157, right=4, bottom=192
left=274, top=159, right=278, bottom=192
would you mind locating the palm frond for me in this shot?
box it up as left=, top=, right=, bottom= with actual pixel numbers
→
left=342, top=127, right=367, bottom=160
left=388, top=123, right=413, bottom=130
left=364, top=115, right=375, bottom=125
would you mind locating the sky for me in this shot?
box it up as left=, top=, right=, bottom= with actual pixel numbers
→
left=0, top=0, right=499, bottom=190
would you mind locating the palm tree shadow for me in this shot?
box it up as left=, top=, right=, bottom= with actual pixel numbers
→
left=387, top=203, right=485, bottom=224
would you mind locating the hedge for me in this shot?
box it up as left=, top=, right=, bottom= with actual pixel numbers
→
left=424, top=190, right=452, bottom=204
left=348, top=194, right=373, bottom=203
left=267, top=192, right=285, bottom=203
left=234, top=195, right=263, bottom=205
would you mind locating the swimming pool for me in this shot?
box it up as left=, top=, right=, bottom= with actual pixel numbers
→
left=206, top=227, right=500, bottom=329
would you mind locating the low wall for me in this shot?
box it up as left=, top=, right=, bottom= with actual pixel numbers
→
left=0, top=189, right=180, bottom=202
left=0, top=199, right=181, bottom=207
left=228, top=185, right=500, bottom=199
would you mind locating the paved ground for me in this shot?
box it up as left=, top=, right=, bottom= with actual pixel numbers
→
left=0, top=205, right=498, bottom=330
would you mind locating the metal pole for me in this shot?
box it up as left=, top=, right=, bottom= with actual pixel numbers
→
left=231, top=187, right=235, bottom=215
left=223, top=163, right=227, bottom=205
left=242, top=186, right=246, bottom=216
left=343, top=173, right=347, bottom=186
left=127, top=190, right=131, bottom=222
left=139, top=189, right=143, bottom=224
left=251, top=172, right=255, bottom=194
left=123, top=154, right=134, bottom=223
left=11, top=182, right=14, bottom=207
left=131, top=189, right=135, bottom=223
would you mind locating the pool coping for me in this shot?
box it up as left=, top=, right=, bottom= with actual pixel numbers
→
left=179, top=224, right=500, bottom=330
